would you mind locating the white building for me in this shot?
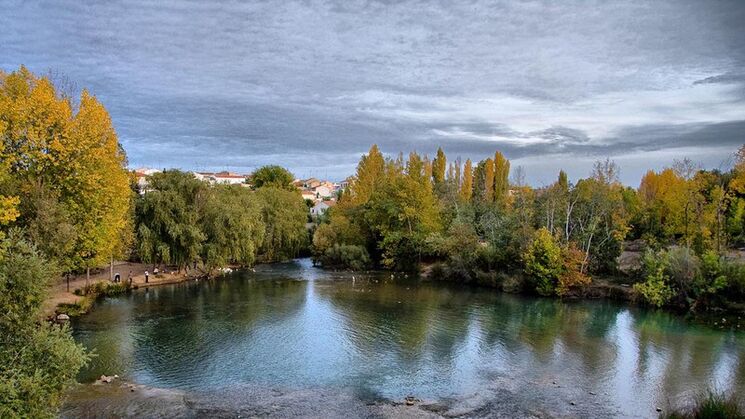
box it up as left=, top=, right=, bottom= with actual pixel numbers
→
left=134, top=168, right=162, bottom=194
left=301, top=191, right=316, bottom=202
left=310, top=200, right=335, bottom=217
left=313, top=185, right=333, bottom=198
left=193, top=171, right=248, bottom=185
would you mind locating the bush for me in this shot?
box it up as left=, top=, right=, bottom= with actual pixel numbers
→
left=522, top=228, right=588, bottom=296
left=318, top=244, right=371, bottom=271
left=634, top=249, right=674, bottom=307
left=75, top=281, right=130, bottom=297
left=523, top=228, right=564, bottom=296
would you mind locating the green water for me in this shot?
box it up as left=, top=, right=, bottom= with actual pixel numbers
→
left=71, top=259, right=745, bottom=417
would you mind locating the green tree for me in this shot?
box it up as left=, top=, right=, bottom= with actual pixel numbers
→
left=136, top=170, right=207, bottom=270
left=251, top=165, right=295, bottom=190
left=0, top=233, right=89, bottom=418
left=523, top=228, right=564, bottom=296
left=200, top=185, right=265, bottom=274
left=255, top=186, right=308, bottom=261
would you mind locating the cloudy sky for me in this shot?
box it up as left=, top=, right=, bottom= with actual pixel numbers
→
left=2, top=0, right=744, bottom=185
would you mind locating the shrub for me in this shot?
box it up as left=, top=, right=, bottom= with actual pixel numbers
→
left=634, top=249, right=674, bottom=307
left=319, top=244, right=371, bottom=271
left=523, top=228, right=564, bottom=296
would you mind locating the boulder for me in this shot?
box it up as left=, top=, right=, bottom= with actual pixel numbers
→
left=56, top=313, right=70, bottom=322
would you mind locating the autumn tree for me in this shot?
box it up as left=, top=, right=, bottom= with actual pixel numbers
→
left=0, top=67, right=132, bottom=276
left=460, top=159, right=473, bottom=202
left=432, top=147, right=446, bottom=185
left=493, top=151, right=510, bottom=206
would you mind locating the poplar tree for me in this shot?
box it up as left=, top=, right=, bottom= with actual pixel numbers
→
left=484, top=158, right=495, bottom=202
left=432, top=147, right=446, bottom=185
left=460, top=159, right=473, bottom=202
left=493, top=151, right=510, bottom=205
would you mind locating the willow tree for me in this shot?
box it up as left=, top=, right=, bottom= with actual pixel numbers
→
left=136, top=170, right=207, bottom=271
left=200, top=185, right=265, bottom=274
left=255, top=186, right=308, bottom=261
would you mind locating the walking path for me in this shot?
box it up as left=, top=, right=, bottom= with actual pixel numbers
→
left=43, top=262, right=194, bottom=317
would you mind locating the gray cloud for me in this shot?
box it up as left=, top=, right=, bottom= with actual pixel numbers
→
left=1, top=0, right=744, bottom=183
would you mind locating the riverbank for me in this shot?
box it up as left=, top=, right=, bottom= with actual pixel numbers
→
left=60, top=379, right=558, bottom=418
left=43, top=262, right=198, bottom=318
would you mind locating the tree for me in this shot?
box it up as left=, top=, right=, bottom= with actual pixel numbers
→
left=523, top=228, right=564, bottom=296
left=483, top=158, right=495, bottom=202
left=255, top=186, right=308, bottom=261
left=200, top=185, right=265, bottom=274
left=493, top=151, right=510, bottom=206
left=460, top=159, right=473, bottom=202
left=432, top=147, right=446, bottom=185
left=0, top=233, right=89, bottom=418
left=251, top=165, right=294, bottom=190
left=349, top=144, right=385, bottom=205
left=136, top=170, right=207, bottom=270
left=0, top=67, right=132, bottom=274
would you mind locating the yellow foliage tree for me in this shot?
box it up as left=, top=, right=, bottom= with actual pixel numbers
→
left=0, top=67, right=132, bottom=273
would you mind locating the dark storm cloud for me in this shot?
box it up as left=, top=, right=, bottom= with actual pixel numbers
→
left=1, top=0, right=744, bottom=183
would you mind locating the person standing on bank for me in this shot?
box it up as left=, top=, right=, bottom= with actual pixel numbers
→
left=145, top=270, right=149, bottom=283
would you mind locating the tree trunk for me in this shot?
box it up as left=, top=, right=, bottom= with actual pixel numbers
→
left=86, top=267, right=90, bottom=287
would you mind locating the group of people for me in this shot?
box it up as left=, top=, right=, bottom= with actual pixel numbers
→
left=112, top=267, right=159, bottom=284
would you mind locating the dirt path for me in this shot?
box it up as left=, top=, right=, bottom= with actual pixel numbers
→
left=43, top=261, right=195, bottom=317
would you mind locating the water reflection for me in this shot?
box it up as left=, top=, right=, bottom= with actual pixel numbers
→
left=72, top=259, right=745, bottom=417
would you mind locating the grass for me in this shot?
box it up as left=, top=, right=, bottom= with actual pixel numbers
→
left=58, top=281, right=131, bottom=317
left=662, top=392, right=744, bottom=419
left=56, top=296, right=95, bottom=317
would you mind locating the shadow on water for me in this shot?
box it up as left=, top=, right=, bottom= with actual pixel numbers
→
left=69, top=258, right=745, bottom=418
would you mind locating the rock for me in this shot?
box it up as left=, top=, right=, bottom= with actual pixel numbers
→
left=570, top=401, right=576, bottom=406
left=114, top=374, right=119, bottom=379
left=56, top=313, right=70, bottom=322
left=98, top=374, right=114, bottom=383
left=656, top=407, right=662, bottom=412
left=589, top=391, right=596, bottom=395
left=405, top=396, right=416, bottom=406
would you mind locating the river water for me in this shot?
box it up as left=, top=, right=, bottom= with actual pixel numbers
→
left=68, top=259, right=745, bottom=418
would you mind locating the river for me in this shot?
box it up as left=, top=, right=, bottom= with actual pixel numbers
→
left=62, top=258, right=745, bottom=418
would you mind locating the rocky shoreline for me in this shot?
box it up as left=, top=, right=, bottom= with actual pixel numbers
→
left=60, top=380, right=558, bottom=419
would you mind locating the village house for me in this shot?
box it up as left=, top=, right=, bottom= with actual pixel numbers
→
left=192, top=171, right=248, bottom=185
left=313, top=185, right=333, bottom=199
left=310, top=200, right=335, bottom=217
left=301, top=191, right=316, bottom=202
left=133, top=168, right=162, bottom=194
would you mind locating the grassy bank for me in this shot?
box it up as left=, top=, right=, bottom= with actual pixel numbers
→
left=661, top=392, right=744, bottom=419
